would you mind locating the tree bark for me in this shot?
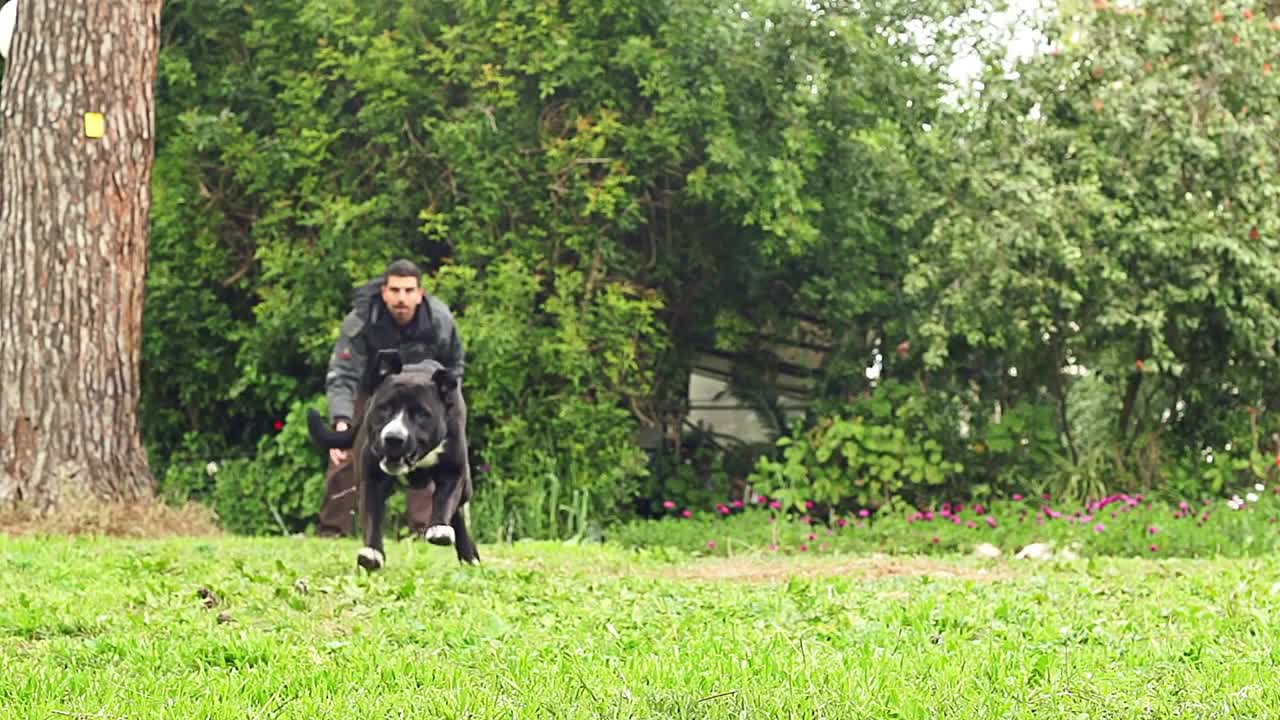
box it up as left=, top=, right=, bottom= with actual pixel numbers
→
left=0, top=0, right=162, bottom=510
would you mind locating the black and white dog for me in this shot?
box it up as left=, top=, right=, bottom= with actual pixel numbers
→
left=308, top=350, right=479, bottom=570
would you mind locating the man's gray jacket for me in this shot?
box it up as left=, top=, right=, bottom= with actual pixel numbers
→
left=325, top=280, right=465, bottom=423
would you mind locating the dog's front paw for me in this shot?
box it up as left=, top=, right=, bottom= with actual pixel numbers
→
left=356, top=547, right=385, bottom=570
left=423, top=525, right=455, bottom=546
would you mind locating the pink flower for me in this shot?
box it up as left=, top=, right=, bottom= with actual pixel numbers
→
left=706, top=540, right=717, bottom=549
left=1149, top=526, right=1160, bottom=535
left=769, top=500, right=781, bottom=510
left=662, top=500, right=676, bottom=510
left=974, top=504, right=986, bottom=515
left=731, top=499, right=744, bottom=509
left=768, top=543, right=779, bottom=551
left=273, top=420, right=285, bottom=431
left=1149, top=544, right=1159, bottom=553
left=966, top=520, right=977, bottom=529
left=799, top=544, right=809, bottom=552
left=1012, top=494, right=1024, bottom=501
left=808, top=533, right=817, bottom=541
left=1042, top=492, right=1051, bottom=500
left=836, top=518, right=848, bottom=528
left=681, top=509, right=693, bottom=519
left=717, top=504, right=731, bottom=516
left=756, top=495, right=769, bottom=504
left=923, top=511, right=935, bottom=521
left=1093, top=523, right=1105, bottom=533
left=931, top=536, right=940, bottom=544
left=804, top=500, right=815, bottom=510
left=858, top=509, right=870, bottom=518
left=986, top=516, right=998, bottom=528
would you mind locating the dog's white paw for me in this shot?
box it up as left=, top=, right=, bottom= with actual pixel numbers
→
left=356, top=547, right=385, bottom=570
left=423, top=525, right=455, bottom=546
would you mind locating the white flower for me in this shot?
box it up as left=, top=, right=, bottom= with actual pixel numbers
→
left=1255, top=483, right=1265, bottom=492
left=205, top=461, right=220, bottom=477
left=1247, top=493, right=1259, bottom=503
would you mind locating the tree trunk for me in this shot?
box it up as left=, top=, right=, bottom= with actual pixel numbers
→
left=0, top=0, right=162, bottom=511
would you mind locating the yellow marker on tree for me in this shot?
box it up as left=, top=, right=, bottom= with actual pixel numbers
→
left=83, top=112, right=104, bottom=138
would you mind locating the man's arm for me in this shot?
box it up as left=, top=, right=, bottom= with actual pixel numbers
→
left=428, top=296, right=466, bottom=378
left=325, top=312, right=367, bottom=424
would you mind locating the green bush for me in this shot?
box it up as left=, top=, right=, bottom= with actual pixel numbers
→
left=208, top=397, right=328, bottom=535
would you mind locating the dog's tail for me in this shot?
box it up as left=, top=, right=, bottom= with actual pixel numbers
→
left=307, top=409, right=356, bottom=450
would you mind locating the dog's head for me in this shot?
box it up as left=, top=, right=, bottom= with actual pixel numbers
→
left=364, top=363, right=457, bottom=476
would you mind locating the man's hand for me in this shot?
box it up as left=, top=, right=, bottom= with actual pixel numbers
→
left=329, top=420, right=351, bottom=466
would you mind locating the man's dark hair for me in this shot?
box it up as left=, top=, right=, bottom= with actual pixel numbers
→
left=382, top=258, right=423, bottom=285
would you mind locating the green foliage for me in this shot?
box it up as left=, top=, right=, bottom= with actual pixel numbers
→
left=612, top=490, right=1280, bottom=560
left=433, top=256, right=663, bottom=540
left=749, top=381, right=964, bottom=510
left=905, top=0, right=1280, bottom=489
left=205, top=398, right=328, bottom=536
left=142, top=0, right=968, bottom=536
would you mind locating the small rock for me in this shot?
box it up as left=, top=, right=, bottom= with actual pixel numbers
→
left=294, top=578, right=310, bottom=595
left=1015, top=542, right=1054, bottom=560
left=216, top=612, right=234, bottom=624
left=973, top=543, right=1002, bottom=558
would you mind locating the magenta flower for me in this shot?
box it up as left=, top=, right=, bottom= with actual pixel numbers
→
left=717, top=504, right=731, bottom=516
left=1149, top=544, right=1159, bottom=553
left=1148, top=526, right=1160, bottom=535
left=858, top=508, right=871, bottom=518
left=808, top=533, right=817, bottom=541
left=768, top=543, right=779, bottom=551
left=974, top=504, right=986, bottom=515
left=769, top=500, right=782, bottom=510
left=986, top=516, right=998, bottom=528
left=756, top=494, right=770, bottom=504
left=923, top=511, right=935, bottom=521
left=706, top=540, right=717, bottom=549
left=799, top=543, right=809, bottom=552
left=836, top=518, right=848, bottom=528
left=681, top=509, right=693, bottom=519
left=966, top=520, right=977, bottom=529
left=1012, top=493, right=1024, bottom=501
left=1042, top=492, right=1051, bottom=500
left=804, top=500, right=815, bottom=510
left=1093, top=523, right=1105, bottom=533
left=731, top=499, right=744, bottom=509
left=930, top=536, right=940, bottom=544
left=662, top=500, right=676, bottom=510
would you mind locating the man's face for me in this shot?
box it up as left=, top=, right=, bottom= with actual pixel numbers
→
left=381, top=274, right=423, bottom=327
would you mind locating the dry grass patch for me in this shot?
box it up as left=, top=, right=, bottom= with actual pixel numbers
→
left=0, top=499, right=222, bottom=538
left=662, top=553, right=1014, bottom=583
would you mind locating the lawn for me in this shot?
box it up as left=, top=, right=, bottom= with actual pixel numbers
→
left=3, top=534, right=1280, bottom=719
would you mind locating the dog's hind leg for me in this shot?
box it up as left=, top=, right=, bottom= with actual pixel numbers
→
left=451, top=503, right=480, bottom=565
left=357, top=473, right=392, bottom=571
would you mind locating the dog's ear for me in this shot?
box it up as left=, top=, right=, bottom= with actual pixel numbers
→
left=432, top=367, right=458, bottom=398
left=374, top=349, right=404, bottom=383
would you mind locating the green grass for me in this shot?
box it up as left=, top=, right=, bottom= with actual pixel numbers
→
left=4, top=535, right=1280, bottom=718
